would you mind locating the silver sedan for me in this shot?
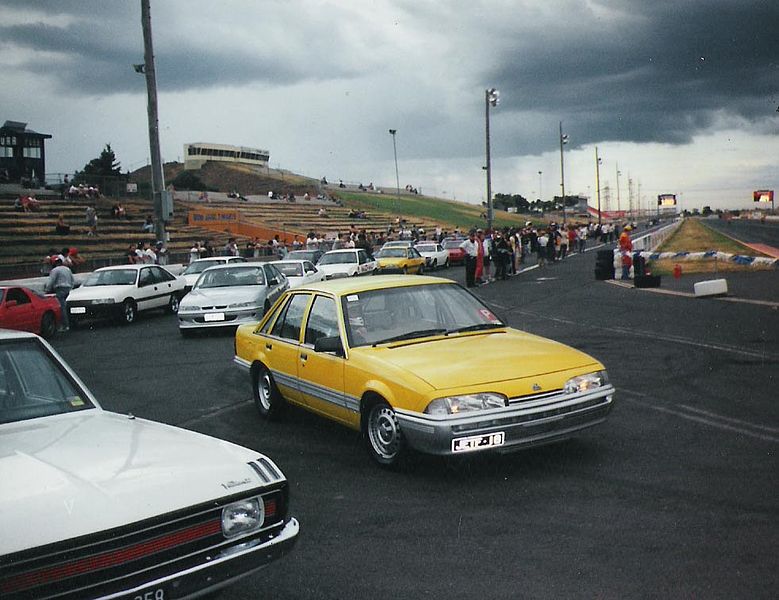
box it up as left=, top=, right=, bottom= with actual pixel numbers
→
left=177, top=263, right=288, bottom=335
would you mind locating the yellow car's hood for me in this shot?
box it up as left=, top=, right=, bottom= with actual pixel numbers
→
left=369, top=329, right=599, bottom=391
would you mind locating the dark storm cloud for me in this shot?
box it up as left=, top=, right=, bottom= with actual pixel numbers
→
left=0, top=2, right=359, bottom=95
left=486, top=0, right=779, bottom=148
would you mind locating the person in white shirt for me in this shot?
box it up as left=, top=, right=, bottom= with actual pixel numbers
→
left=459, top=230, right=479, bottom=287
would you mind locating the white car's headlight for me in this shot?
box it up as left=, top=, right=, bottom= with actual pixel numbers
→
left=563, top=371, right=609, bottom=395
left=229, top=301, right=257, bottom=309
left=222, top=497, right=264, bottom=538
left=424, top=392, right=507, bottom=416
left=90, top=298, right=115, bottom=305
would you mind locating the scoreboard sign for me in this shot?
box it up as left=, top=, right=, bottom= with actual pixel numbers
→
left=657, top=194, right=677, bottom=206
left=753, top=190, right=774, bottom=203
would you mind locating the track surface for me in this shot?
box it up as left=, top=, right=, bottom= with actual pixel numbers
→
left=50, top=249, right=778, bottom=599
left=702, top=218, right=779, bottom=254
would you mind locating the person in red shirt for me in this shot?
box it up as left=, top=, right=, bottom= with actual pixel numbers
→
left=619, top=225, right=633, bottom=253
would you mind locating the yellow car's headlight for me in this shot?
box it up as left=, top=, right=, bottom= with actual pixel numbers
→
left=424, top=393, right=507, bottom=416
left=563, top=371, right=609, bottom=394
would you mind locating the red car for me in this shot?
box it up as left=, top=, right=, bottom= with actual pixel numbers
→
left=442, top=238, right=466, bottom=265
left=0, top=286, right=61, bottom=338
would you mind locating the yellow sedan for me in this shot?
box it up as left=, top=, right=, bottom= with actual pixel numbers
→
left=374, top=246, right=426, bottom=274
left=234, top=275, right=615, bottom=468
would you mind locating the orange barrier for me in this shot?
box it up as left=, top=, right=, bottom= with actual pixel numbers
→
left=188, top=208, right=304, bottom=244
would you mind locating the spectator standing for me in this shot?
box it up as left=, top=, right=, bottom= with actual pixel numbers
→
left=45, top=258, right=74, bottom=332
left=567, top=226, right=578, bottom=256
left=224, top=238, right=239, bottom=257
left=156, top=241, right=168, bottom=265
left=189, top=242, right=201, bottom=264
left=493, top=232, right=511, bottom=280
left=536, top=230, right=549, bottom=267
left=85, top=205, right=98, bottom=236
left=459, top=230, right=479, bottom=288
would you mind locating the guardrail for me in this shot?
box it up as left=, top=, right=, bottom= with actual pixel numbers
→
left=631, top=219, right=683, bottom=251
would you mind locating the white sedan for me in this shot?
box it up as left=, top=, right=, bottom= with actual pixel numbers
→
left=316, top=248, right=378, bottom=279
left=414, top=242, right=450, bottom=269
left=181, top=256, right=246, bottom=291
left=0, top=330, right=298, bottom=599
left=273, top=259, right=326, bottom=288
left=66, top=264, right=186, bottom=325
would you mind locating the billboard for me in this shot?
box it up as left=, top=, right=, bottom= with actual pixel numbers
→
left=753, top=190, right=774, bottom=203
left=657, top=194, right=677, bottom=207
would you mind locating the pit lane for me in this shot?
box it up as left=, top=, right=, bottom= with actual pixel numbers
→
left=50, top=252, right=778, bottom=599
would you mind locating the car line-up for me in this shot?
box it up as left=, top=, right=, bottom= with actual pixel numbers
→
left=234, top=275, right=615, bottom=468
left=0, top=330, right=298, bottom=599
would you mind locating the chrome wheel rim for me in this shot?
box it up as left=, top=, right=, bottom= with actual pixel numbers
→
left=368, top=405, right=401, bottom=460
left=258, top=372, right=272, bottom=411
left=124, top=302, right=135, bottom=323
left=170, top=295, right=179, bottom=312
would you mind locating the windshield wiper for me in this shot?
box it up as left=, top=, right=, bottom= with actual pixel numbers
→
left=372, top=328, right=447, bottom=346
left=446, top=323, right=505, bottom=335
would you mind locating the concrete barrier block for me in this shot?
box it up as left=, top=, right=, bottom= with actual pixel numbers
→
left=694, top=278, right=728, bottom=297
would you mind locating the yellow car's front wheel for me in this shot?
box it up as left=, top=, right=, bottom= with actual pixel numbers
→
left=363, top=400, right=407, bottom=468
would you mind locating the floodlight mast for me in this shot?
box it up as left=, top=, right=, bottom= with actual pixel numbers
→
left=485, top=88, right=499, bottom=232
left=389, top=129, right=400, bottom=214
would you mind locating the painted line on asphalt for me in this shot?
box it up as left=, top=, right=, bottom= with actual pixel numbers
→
left=178, top=399, right=251, bottom=427
left=620, top=390, right=779, bottom=443
left=509, top=308, right=776, bottom=361
left=678, top=404, right=779, bottom=434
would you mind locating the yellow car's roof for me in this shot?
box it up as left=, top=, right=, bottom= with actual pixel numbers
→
left=293, top=274, right=454, bottom=296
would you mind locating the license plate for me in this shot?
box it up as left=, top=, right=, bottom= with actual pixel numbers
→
left=452, top=432, right=505, bottom=453
left=123, top=586, right=165, bottom=600
left=70, top=307, right=86, bottom=314
left=204, top=312, right=225, bottom=322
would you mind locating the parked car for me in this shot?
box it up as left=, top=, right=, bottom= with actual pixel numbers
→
left=380, top=240, right=414, bottom=249
left=233, top=275, right=615, bottom=468
left=181, top=256, right=246, bottom=292
left=286, top=249, right=325, bottom=264
left=0, top=286, right=60, bottom=338
left=178, top=263, right=288, bottom=334
left=375, top=246, right=426, bottom=274
left=316, top=249, right=378, bottom=279
left=414, top=242, right=450, bottom=269
left=0, top=330, right=298, bottom=599
left=442, top=238, right=466, bottom=265
left=273, top=260, right=326, bottom=288
left=66, top=264, right=186, bottom=326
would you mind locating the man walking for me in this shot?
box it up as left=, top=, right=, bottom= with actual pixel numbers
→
left=46, top=258, right=74, bottom=332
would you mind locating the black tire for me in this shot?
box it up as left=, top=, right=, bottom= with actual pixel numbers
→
left=40, top=311, right=56, bottom=338
left=594, top=268, right=614, bottom=280
left=252, top=364, right=285, bottom=420
left=444, top=258, right=450, bottom=269
left=432, top=259, right=438, bottom=270
left=417, top=264, right=424, bottom=275
left=120, top=299, right=137, bottom=325
left=362, top=399, right=407, bottom=468
left=167, top=293, right=180, bottom=314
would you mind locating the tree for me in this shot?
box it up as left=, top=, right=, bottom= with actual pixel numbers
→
left=77, top=144, right=123, bottom=179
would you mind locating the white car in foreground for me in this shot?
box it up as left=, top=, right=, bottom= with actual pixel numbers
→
left=414, top=242, right=450, bottom=269
left=316, top=248, right=378, bottom=279
left=0, top=330, right=298, bottom=599
left=273, top=259, right=326, bottom=288
left=66, top=264, right=186, bottom=325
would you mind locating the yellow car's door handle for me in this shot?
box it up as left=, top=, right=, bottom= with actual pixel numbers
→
left=300, top=353, right=308, bottom=361
left=265, top=343, right=272, bottom=350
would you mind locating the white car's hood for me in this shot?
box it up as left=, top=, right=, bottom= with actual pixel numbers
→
left=67, top=284, right=134, bottom=301
left=0, top=411, right=267, bottom=554
left=183, top=273, right=201, bottom=287
left=181, top=287, right=263, bottom=307
left=318, top=263, right=356, bottom=276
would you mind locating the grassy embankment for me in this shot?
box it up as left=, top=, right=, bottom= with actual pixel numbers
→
left=651, top=218, right=770, bottom=275
left=333, top=190, right=537, bottom=231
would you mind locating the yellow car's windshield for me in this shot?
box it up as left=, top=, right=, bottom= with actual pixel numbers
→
left=342, top=283, right=504, bottom=347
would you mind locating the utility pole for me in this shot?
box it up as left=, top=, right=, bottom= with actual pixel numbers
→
left=485, top=88, right=499, bottom=232
left=595, top=147, right=602, bottom=226
left=615, top=163, right=622, bottom=213
left=388, top=129, right=400, bottom=216
left=141, top=0, right=168, bottom=243
left=559, top=122, right=568, bottom=225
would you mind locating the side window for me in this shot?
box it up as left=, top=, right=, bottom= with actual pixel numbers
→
left=6, top=289, right=30, bottom=305
left=358, top=251, right=368, bottom=264
left=138, top=269, right=154, bottom=287
left=153, top=267, right=175, bottom=282
left=272, top=294, right=309, bottom=342
left=263, top=264, right=277, bottom=284
left=262, top=295, right=288, bottom=334
left=304, top=296, right=340, bottom=346
left=304, top=261, right=316, bottom=273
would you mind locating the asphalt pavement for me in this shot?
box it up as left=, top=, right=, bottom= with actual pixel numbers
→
left=47, top=247, right=778, bottom=600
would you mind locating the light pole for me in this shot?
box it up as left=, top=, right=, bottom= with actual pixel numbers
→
left=139, top=0, right=168, bottom=243
left=485, top=88, right=499, bottom=232
left=388, top=129, right=400, bottom=215
left=615, top=163, right=622, bottom=213
left=559, top=122, right=569, bottom=225
left=538, top=170, right=542, bottom=203
left=595, top=147, right=602, bottom=226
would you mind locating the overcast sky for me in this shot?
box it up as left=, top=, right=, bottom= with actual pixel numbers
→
left=1, top=0, right=777, bottom=211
